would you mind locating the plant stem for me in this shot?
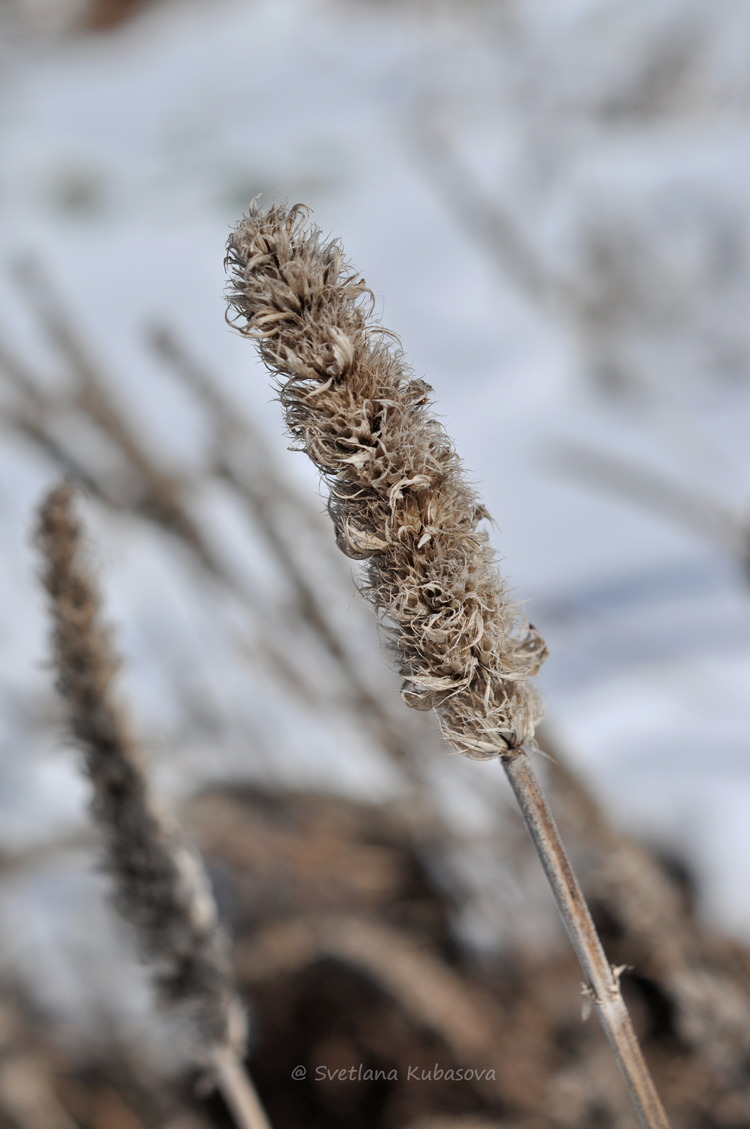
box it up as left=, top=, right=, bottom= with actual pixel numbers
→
left=212, top=1050, right=274, bottom=1129
left=502, top=747, right=671, bottom=1129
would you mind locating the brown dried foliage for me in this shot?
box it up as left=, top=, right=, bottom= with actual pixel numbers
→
left=225, top=203, right=547, bottom=758
left=36, top=483, right=244, bottom=1064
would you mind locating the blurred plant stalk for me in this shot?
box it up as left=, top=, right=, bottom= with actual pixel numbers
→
left=225, top=202, right=672, bottom=1129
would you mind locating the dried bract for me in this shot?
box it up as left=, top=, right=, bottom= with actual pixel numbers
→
left=226, top=204, right=547, bottom=758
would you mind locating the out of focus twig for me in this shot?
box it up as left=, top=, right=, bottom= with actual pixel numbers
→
left=14, top=260, right=221, bottom=575
left=36, top=482, right=271, bottom=1129
left=148, top=322, right=435, bottom=780
left=550, top=441, right=749, bottom=570
left=7, top=262, right=311, bottom=702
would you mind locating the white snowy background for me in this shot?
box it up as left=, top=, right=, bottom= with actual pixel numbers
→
left=1, top=0, right=750, bottom=1042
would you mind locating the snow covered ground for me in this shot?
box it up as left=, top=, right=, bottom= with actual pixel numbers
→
left=1, top=0, right=750, bottom=1023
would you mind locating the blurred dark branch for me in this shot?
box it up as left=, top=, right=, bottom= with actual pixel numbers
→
left=147, top=322, right=349, bottom=570
left=0, top=336, right=109, bottom=494
left=80, top=0, right=153, bottom=32
left=0, top=1056, right=79, bottom=1129
left=148, top=322, right=442, bottom=782
left=412, top=113, right=737, bottom=475
left=550, top=440, right=749, bottom=571
left=8, top=261, right=311, bottom=702
left=13, top=259, right=223, bottom=577
left=414, top=121, right=554, bottom=309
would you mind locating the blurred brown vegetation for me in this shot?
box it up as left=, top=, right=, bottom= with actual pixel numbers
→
left=3, top=777, right=750, bottom=1128
left=1, top=266, right=750, bottom=1128
left=82, top=0, right=154, bottom=31
left=3, top=4, right=750, bottom=1123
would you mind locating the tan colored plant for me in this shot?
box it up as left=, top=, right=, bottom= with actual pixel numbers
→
left=36, top=482, right=272, bottom=1129
left=225, top=202, right=671, bottom=1129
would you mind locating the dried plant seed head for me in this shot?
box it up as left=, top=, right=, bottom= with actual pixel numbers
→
left=226, top=203, right=548, bottom=758
left=37, top=482, right=246, bottom=1065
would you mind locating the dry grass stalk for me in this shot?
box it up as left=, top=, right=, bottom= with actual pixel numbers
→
left=0, top=337, right=112, bottom=496
left=9, top=266, right=309, bottom=703
left=36, top=482, right=271, bottom=1129
left=149, top=323, right=437, bottom=779
left=501, top=753, right=668, bottom=1129
left=541, top=727, right=750, bottom=1084
left=551, top=440, right=748, bottom=567
left=413, top=116, right=553, bottom=309
left=0, top=1056, right=79, bottom=1129
left=225, top=202, right=670, bottom=1129
left=8, top=405, right=104, bottom=494
left=413, top=119, right=720, bottom=422
left=148, top=322, right=352, bottom=605
left=2, top=286, right=207, bottom=560
left=81, top=0, right=152, bottom=31
left=14, top=259, right=220, bottom=575
left=226, top=203, right=546, bottom=760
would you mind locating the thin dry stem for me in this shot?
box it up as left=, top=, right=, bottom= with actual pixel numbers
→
left=36, top=483, right=269, bottom=1129
left=11, top=268, right=310, bottom=703
left=504, top=749, right=670, bottom=1129
left=552, top=440, right=748, bottom=564
left=413, top=116, right=553, bottom=308
left=15, top=259, right=220, bottom=574
left=542, top=726, right=750, bottom=1082
left=211, top=1051, right=273, bottom=1129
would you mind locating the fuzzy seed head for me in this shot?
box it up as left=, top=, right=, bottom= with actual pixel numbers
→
left=37, top=483, right=245, bottom=1062
left=226, top=204, right=547, bottom=758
